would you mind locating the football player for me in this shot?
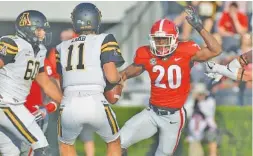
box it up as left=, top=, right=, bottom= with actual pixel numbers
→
left=20, top=48, right=61, bottom=156
left=0, top=10, right=62, bottom=156
left=56, top=3, right=124, bottom=156
left=119, top=6, right=222, bottom=156
left=206, top=50, right=252, bottom=82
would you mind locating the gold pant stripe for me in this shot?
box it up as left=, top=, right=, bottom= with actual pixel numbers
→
left=2, top=108, right=37, bottom=144
left=58, top=109, right=63, bottom=137
left=108, top=107, right=119, bottom=132
left=105, top=106, right=118, bottom=134
left=101, top=42, right=118, bottom=50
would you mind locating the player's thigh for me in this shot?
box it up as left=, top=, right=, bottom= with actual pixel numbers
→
left=0, top=105, right=48, bottom=150
left=58, top=96, right=83, bottom=145
left=120, top=108, right=158, bottom=149
left=79, top=124, right=94, bottom=143
left=155, top=108, right=186, bottom=156
left=0, top=127, right=20, bottom=156
left=94, top=102, right=120, bottom=143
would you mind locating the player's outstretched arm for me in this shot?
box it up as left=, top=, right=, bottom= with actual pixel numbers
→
left=120, top=63, right=144, bottom=81
left=35, top=72, right=63, bottom=104
left=206, top=50, right=252, bottom=82
left=206, top=61, right=252, bottom=82
left=238, top=50, right=252, bottom=67
left=185, top=6, right=222, bottom=61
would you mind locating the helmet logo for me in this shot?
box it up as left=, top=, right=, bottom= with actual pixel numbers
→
left=19, top=12, right=31, bottom=26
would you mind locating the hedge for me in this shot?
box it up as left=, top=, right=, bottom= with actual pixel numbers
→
left=76, top=106, right=252, bottom=156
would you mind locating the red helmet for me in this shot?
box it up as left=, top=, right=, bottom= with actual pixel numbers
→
left=149, top=19, right=179, bottom=57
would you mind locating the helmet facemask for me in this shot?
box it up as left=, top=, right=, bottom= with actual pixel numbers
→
left=149, top=31, right=178, bottom=57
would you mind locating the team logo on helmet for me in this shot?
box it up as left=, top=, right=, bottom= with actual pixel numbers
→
left=19, top=12, right=31, bottom=26
left=150, top=58, right=157, bottom=65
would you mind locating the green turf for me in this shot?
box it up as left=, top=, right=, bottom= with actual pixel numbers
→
left=74, top=106, right=252, bottom=156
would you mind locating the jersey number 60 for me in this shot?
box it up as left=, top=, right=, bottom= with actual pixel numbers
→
left=24, top=60, right=40, bottom=80
left=153, top=65, right=182, bottom=89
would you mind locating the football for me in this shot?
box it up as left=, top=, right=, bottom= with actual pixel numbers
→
left=104, top=84, right=123, bottom=104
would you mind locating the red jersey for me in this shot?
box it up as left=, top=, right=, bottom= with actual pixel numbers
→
left=25, top=48, right=60, bottom=113
left=134, top=41, right=200, bottom=108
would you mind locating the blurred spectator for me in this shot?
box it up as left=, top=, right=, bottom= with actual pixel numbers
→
left=185, top=83, right=218, bottom=156
left=239, top=33, right=252, bottom=54
left=60, top=28, right=76, bottom=41
left=175, top=1, right=222, bottom=45
left=218, top=2, right=248, bottom=36
left=161, top=1, right=188, bottom=21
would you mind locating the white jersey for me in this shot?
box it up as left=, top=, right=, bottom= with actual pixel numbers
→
left=0, top=35, right=46, bottom=104
left=57, top=33, right=124, bottom=92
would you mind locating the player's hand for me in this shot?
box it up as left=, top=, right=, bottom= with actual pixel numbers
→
left=185, top=6, right=203, bottom=32
left=32, top=106, right=47, bottom=122
left=205, top=61, right=223, bottom=82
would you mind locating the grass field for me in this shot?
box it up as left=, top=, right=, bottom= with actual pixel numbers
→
left=74, top=106, right=252, bottom=156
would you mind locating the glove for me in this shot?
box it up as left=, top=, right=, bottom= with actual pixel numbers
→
left=205, top=61, right=223, bottom=82
left=185, top=6, right=203, bottom=32
left=32, top=106, right=47, bottom=122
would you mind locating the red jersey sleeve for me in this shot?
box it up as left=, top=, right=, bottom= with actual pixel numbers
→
left=133, top=46, right=150, bottom=66
left=24, top=82, right=43, bottom=113
left=181, top=41, right=200, bottom=58
left=45, top=48, right=61, bottom=79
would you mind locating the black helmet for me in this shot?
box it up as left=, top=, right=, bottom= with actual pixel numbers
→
left=15, top=10, right=52, bottom=46
left=71, top=3, right=102, bottom=34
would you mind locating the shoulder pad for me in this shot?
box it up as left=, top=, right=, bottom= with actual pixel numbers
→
left=0, top=36, right=19, bottom=55
left=135, top=46, right=151, bottom=59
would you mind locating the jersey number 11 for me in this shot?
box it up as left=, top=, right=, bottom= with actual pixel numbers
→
left=66, top=43, right=85, bottom=71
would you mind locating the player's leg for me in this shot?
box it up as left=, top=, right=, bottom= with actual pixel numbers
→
left=155, top=107, right=186, bottom=156
left=44, top=108, right=60, bottom=156
left=90, top=94, right=121, bottom=156
left=0, top=127, right=20, bottom=156
left=120, top=108, right=158, bottom=153
left=79, top=126, right=95, bottom=156
left=0, top=105, right=49, bottom=154
left=58, top=96, right=84, bottom=156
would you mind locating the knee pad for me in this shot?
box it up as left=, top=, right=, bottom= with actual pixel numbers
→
left=33, top=146, right=50, bottom=156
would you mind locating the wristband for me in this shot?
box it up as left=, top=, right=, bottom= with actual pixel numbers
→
left=45, top=101, right=57, bottom=113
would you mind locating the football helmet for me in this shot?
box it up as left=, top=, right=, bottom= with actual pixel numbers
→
left=149, top=19, right=179, bottom=57
left=15, top=10, right=51, bottom=46
left=71, top=3, right=102, bottom=34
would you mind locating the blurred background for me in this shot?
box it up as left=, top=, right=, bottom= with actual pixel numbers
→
left=0, top=1, right=252, bottom=156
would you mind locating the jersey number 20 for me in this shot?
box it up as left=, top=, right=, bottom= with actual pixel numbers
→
left=66, top=43, right=85, bottom=71
left=153, top=65, right=182, bottom=89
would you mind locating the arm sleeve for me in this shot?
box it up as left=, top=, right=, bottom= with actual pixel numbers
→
left=0, top=37, right=18, bottom=65
left=100, top=34, right=125, bottom=67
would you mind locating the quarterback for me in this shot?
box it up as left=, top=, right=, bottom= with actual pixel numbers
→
left=57, top=3, right=124, bottom=156
left=0, top=10, right=62, bottom=156
left=120, top=6, right=222, bottom=156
